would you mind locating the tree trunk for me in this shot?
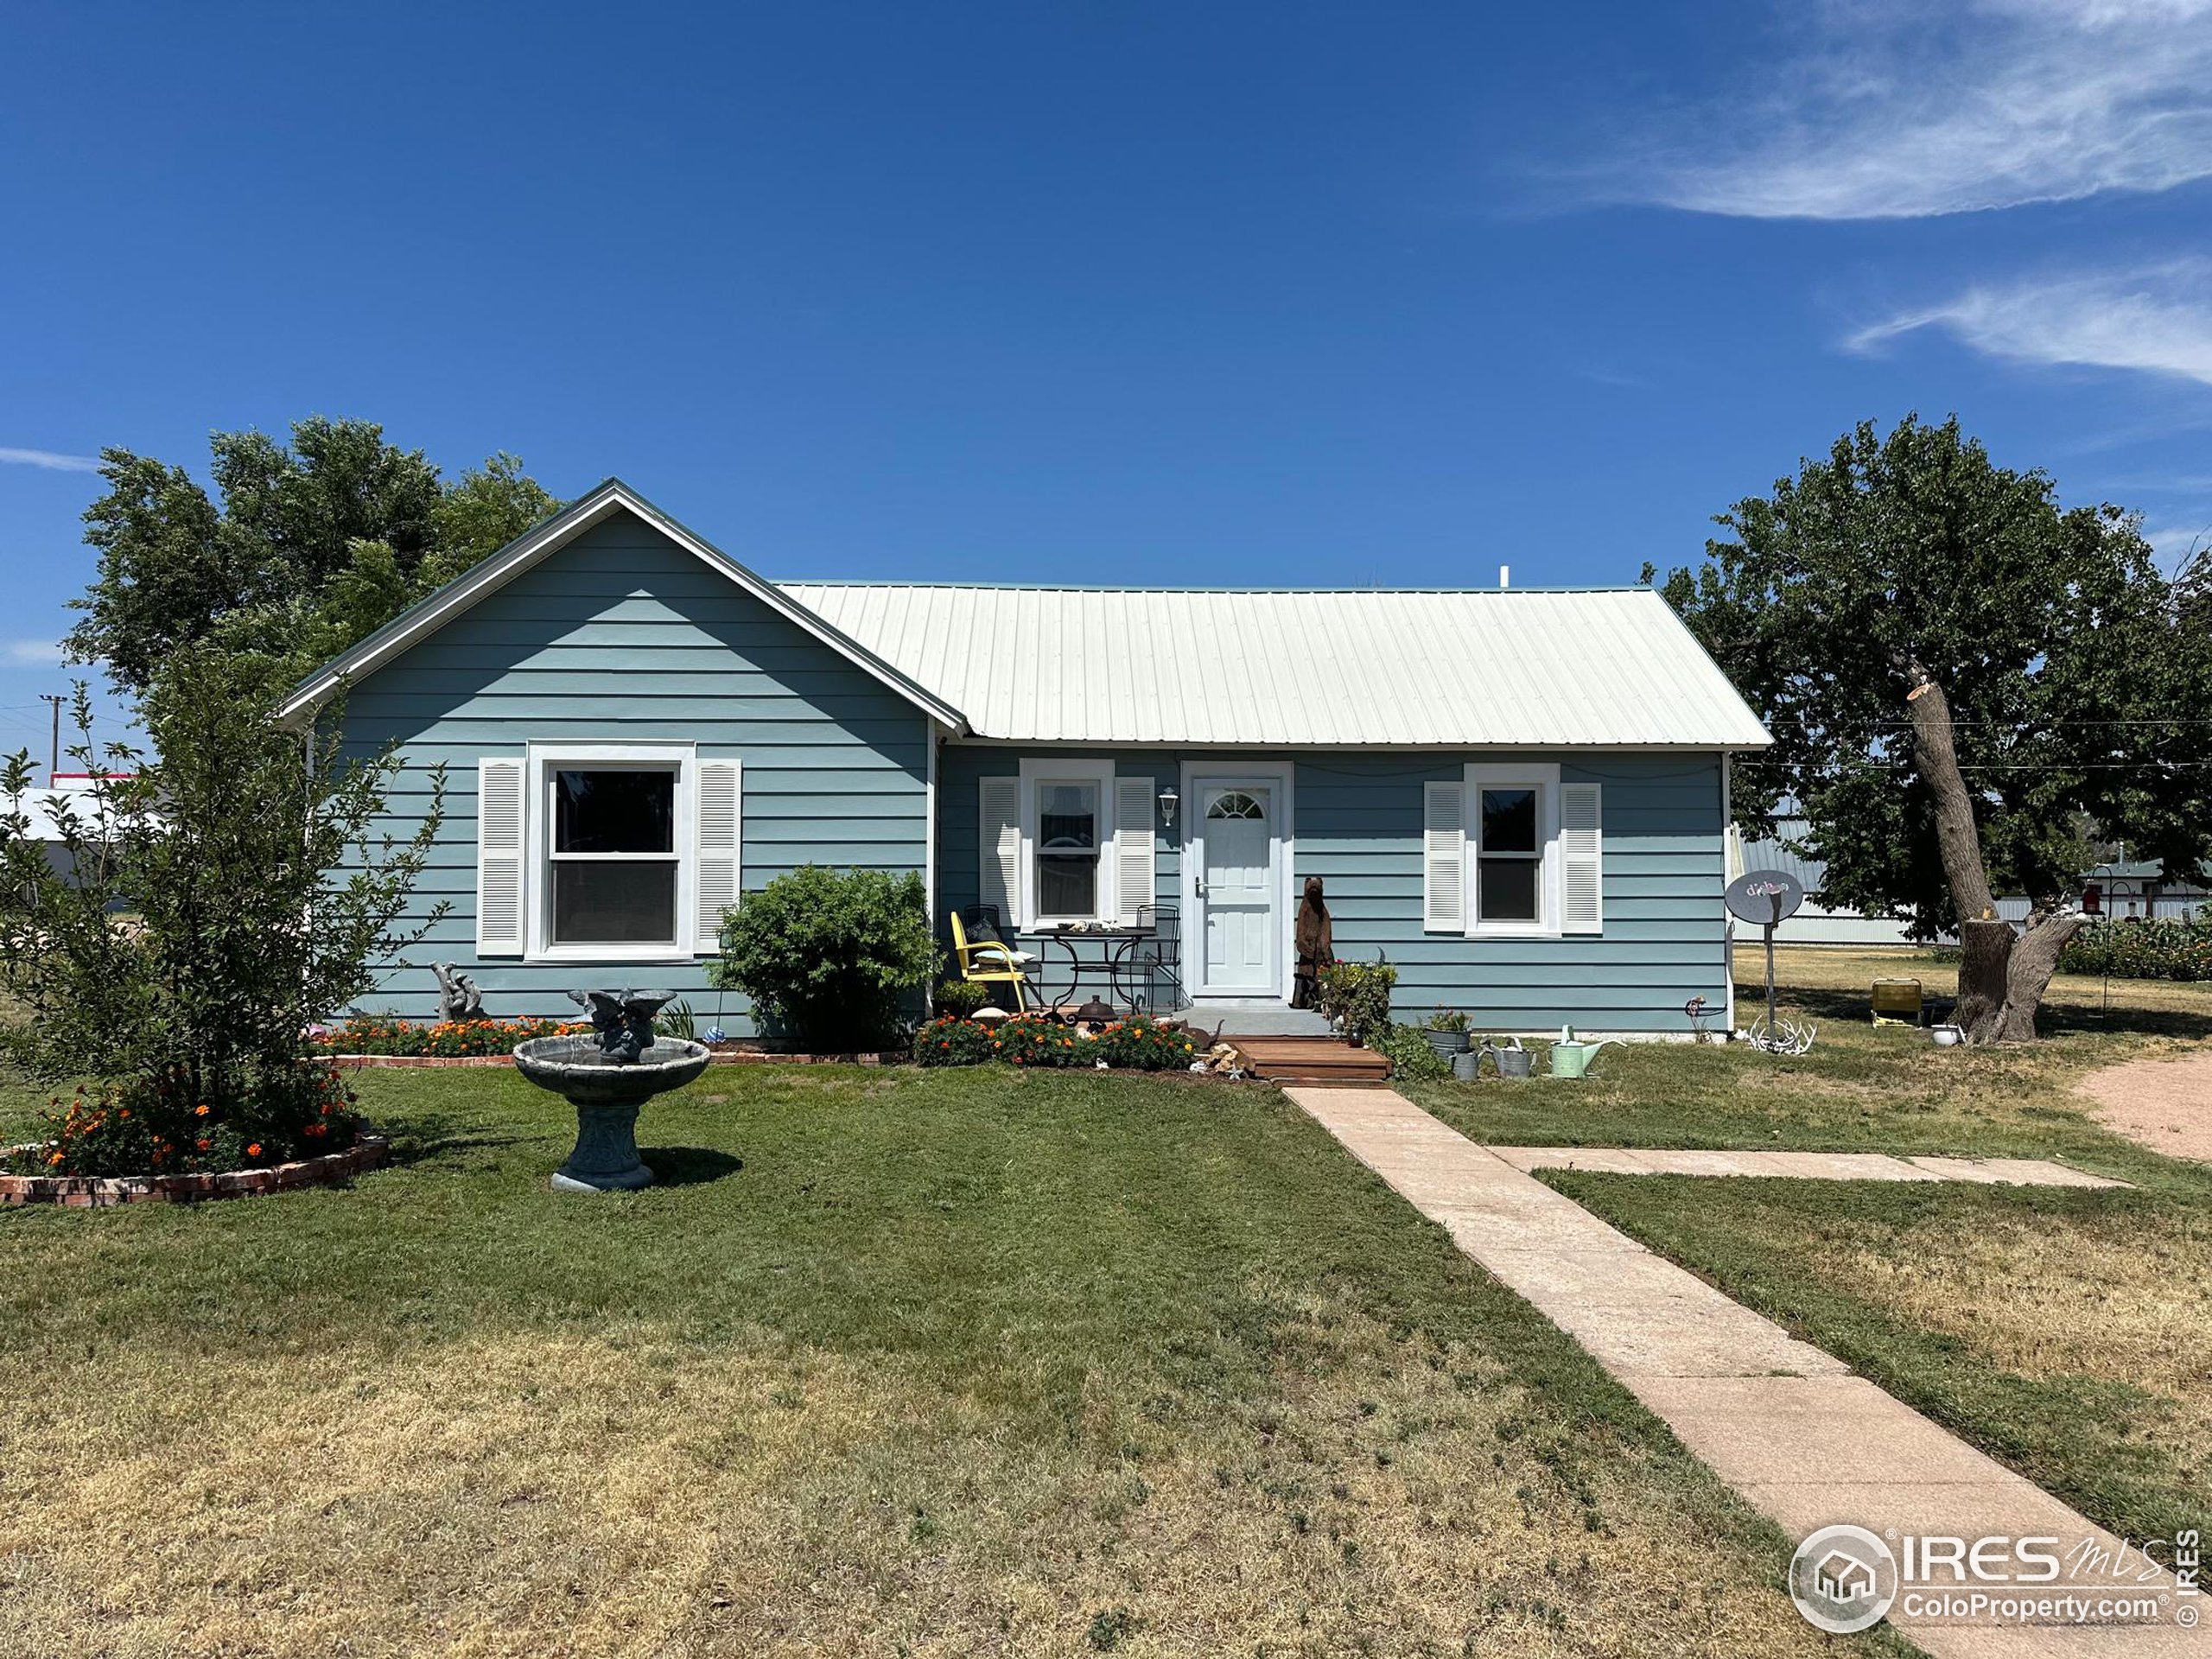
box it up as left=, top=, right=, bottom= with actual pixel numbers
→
left=1981, top=911, right=2086, bottom=1043
left=1895, top=664, right=2061, bottom=1045
left=1955, top=918, right=2014, bottom=1040
left=1899, top=672, right=1997, bottom=920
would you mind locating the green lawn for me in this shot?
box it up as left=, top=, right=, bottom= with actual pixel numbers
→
left=0, top=1064, right=1850, bottom=1658
left=1406, top=945, right=2212, bottom=1554
left=1402, top=946, right=2212, bottom=1186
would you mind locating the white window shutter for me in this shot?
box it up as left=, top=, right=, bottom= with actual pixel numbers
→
left=476, top=757, right=525, bottom=957
left=979, top=775, right=1021, bottom=929
left=1115, top=777, right=1155, bottom=925
left=1561, top=782, right=1603, bottom=934
left=1422, top=779, right=1465, bottom=933
left=695, top=760, right=741, bottom=952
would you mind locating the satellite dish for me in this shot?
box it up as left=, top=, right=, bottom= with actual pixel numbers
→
left=1726, top=869, right=1807, bottom=925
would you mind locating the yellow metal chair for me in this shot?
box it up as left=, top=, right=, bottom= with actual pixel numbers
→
left=950, top=906, right=1035, bottom=1013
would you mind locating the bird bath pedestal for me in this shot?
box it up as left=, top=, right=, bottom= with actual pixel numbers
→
left=512, top=990, right=710, bottom=1192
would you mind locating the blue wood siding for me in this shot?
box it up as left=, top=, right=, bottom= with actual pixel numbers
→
left=938, top=747, right=1727, bottom=1033
left=333, top=515, right=929, bottom=1024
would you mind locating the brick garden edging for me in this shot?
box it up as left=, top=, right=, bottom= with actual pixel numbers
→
left=0, top=1134, right=390, bottom=1209
left=325, top=1047, right=909, bottom=1068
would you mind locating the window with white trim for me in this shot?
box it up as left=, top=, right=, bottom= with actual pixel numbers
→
left=484, top=742, right=734, bottom=963
left=1423, top=764, right=1603, bottom=938
left=978, top=759, right=1135, bottom=929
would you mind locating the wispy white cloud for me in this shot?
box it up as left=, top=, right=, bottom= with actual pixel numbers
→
left=1848, top=260, right=2212, bottom=384
left=0, top=639, right=67, bottom=666
left=1606, top=0, right=2212, bottom=219
left=2143, top=519, right=2212, bottom=572
left=0, top=447, right=99, bottom=472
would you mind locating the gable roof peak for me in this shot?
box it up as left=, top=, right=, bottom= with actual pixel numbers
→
left=275, top=480, right=968, bottom=732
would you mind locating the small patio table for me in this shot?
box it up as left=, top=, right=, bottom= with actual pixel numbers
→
left=1036, top=924, right=1154, bottom=1014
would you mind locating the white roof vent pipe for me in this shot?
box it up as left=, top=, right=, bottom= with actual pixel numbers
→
left=1499, top=564, right=1510, bottom=589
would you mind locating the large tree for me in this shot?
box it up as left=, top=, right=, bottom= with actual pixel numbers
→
left=66, top=417, right=557, bottom=702
left=1656, top=415, right=2211, bottom=1044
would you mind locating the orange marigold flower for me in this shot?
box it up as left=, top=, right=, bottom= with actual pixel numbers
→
left=246, top=1142, right=263, bottom=1158
left=194, top=1103, right=210, bottom=1116
left=196, top=1138, right=211, bottom=1151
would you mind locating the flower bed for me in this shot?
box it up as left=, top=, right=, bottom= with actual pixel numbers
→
left=1, top=1061, right=365, bottom=1180
left=0, top=1134, right=389, bottom=1209
left=310, top=1016, right=587, bottom=1058
left=914, top=1014, right=1201, bottom=1071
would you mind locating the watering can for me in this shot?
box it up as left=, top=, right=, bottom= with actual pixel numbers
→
left=1548, top=1038, right=1615, bottom=1080
left=1478, top=1039, right=1534, bottom=1080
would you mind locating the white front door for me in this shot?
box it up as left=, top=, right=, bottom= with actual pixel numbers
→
left=1197, top=783, right=1275, bottom=991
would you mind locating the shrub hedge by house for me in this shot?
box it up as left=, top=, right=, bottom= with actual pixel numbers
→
left=711, top=867, right=937, bottom=1051
left=309, top=1017, right=587, bottom=1058
left=2058, top=918, right=2212, bottom=982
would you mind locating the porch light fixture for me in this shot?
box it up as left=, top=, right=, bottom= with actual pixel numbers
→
left=1157, top=785, right=1178, bottom=828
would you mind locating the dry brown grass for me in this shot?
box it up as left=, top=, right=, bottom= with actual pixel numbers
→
left=1816, top=1205, right=2212, bottom=1440
left=0, top=1290, right=1825, bottom=1658
left=1742, top=943, right=2212, bottom=1026
left=0, top=1065, right=1845, bottom=1658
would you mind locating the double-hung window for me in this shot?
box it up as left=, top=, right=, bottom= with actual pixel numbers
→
left=1033, top=779, right=1103, bottom=922
left=550, top=765, right=681, bottom=947
left=1475, top=784, right=1543, bottom=925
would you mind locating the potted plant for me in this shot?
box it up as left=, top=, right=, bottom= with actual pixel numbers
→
left=1422, top=1007, right=1471, bottom=1059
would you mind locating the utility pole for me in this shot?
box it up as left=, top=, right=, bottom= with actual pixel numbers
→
left=40, top=694, right=64, bottom=783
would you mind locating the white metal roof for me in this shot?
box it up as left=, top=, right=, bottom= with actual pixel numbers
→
left=779, top=584, right=1772, bottom=747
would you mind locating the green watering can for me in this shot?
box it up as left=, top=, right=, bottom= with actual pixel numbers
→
left=1548, top=1037, right=1614, bottom=1080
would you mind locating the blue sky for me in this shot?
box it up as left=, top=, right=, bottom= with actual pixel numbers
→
left=6, top=1, right=2212, bottom=756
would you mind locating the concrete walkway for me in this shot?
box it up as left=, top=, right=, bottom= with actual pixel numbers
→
left=1486, top=1146, right=2128, bottom=1187
left=1286, top=1087, right=2190, bottom=1657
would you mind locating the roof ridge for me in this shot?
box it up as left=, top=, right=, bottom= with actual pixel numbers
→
left=779, top=581, right=1658, bottom=595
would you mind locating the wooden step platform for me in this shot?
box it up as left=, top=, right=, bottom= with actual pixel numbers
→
left=1224, top=1033, right=1393, bottom=1084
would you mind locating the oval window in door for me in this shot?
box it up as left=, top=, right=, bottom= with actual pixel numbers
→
left=1206, top=791, right=1265, bottom=820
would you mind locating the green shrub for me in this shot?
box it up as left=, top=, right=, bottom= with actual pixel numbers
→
left=934, top=978, right=991, bottom=1020
left=1423, top=1006, right=1470, bottom=1033
left=1316, top=957, right=1397, bottom=1046
left=709, top=866, right=938, bottom=1050
left=1094, top=1015, right=1199, bottom=1071
left=2059, top=918, right=2212, bottom=982
left=1376, top=1023, right=1449, bottom=1082
left=992, top=1014, right=1099, bottom=1067
left=914, top=1016, right=995, bottom=1066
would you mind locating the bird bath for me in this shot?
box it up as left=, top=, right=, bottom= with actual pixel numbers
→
left=512, top=990, right=710, bottom=1192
